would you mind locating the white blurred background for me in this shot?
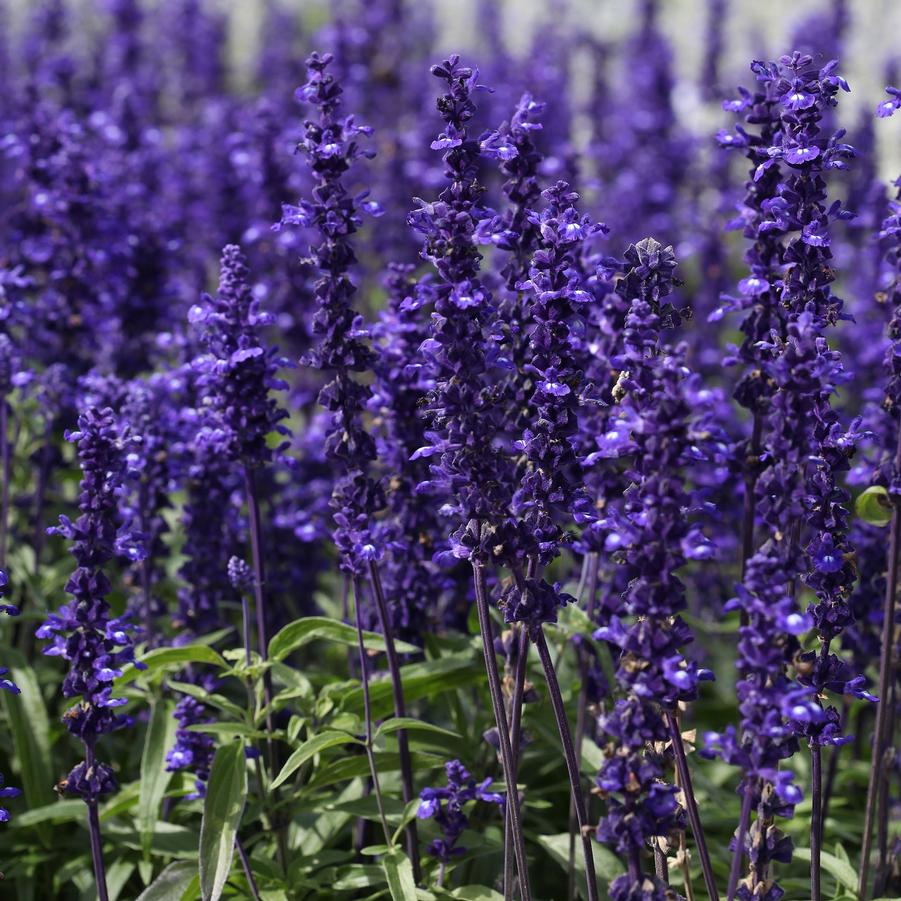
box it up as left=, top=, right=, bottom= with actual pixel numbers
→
left=7, top=0, right=901, bottom=173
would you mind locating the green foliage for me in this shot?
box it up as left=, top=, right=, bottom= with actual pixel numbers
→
left=1, top=647, right=55, bottom=842
left=269, top=616, right=420, bottom=661
left=136, top=861, right=198, bottom=901
left=139, top=701, right=178, bottom=859
left=199, top=742, right=248, bottom=901
left=1, top=601, right=883, bottom=898
left=381, top=849, right=417, bottom=901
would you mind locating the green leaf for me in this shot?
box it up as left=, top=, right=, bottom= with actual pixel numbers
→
left=136, top=861, right=197, bottom=901
left=855, top=485, right=893, bottom=526
left=269, top=616, right=420, bottom=661
left=332, top=865, right=384, bottom=891
left=139, top=700, right=177, bottom=859
left=199, top=742, right=247, bottom=901
left=185, top=723, right=268, bottom=740
left=270, top=730, right=362, bottom=790
left=339, top=654, right=481, bottom=720
left=382, top=850, right=417, bottom=901
left=14, top=800, right=84, bottom=828
left=1, top=648, right=55, bottom=840
left=107, top=859, right=136, bottom=901
left=793, top=848, right=858, bottom=894
left=375, top=717, right=460, bottom=741
left=105, top=821, right=200, bottom=858
left=537, top=832, right=621, bottom=898
left=580, top=737, right=604, bottom=773
left=451, top=888, right=505, bottom=901
left=168, top=681, right=246, bottom=720
left=307, top=751, right=440, bottom=792
left=117, top=645, right=227, bottom=685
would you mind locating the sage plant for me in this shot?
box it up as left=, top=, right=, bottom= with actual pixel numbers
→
left=36, top=408, right=144, bottom=901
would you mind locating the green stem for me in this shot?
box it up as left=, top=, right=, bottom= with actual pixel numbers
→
left=352, top=576, right=392, bottom=845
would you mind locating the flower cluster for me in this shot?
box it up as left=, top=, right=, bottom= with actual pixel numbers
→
left=592, top=239, right=718, bottom=895
left=416, top=759, right=504, bottom=863
left=189, top=243, right=291, bottom=468
left=3, top=4, right=901, bottom=899
left=282, top=50, right=382, bottom=574
left=165, top=678, right=217, bottom=799
left=409, top=55, right=515, bottom=564
left=706, top=53, right=870, bottom=898
left=511, top=181, right=606, bottom=563
left=369, top=264, right=447, bottom=638
left=36, top=407, right=145, bottom=802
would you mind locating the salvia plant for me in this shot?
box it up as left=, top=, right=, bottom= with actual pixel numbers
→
left=0, top=2, right=901, bottom=901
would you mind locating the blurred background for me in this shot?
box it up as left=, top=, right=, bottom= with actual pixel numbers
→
left=4, top=0, right=901, bottom=176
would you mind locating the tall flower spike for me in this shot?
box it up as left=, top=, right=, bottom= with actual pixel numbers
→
left=36, top=409, right=144, bottom=777
left=410, top=54, right=533, bottom=898
left=188, top=244, right=291, bottom=841
left=369, top=265, right=450, bottom=640
left=592, top=238, right=720, bottom=901
left=510, top=180, right=606, bottom=566
left=408, top=54, right=516, bottom=564
left=858, top=101, right=901, bottom=900
left=167, top=371, right=243, bottom=799
left=280, top=50, right=383, bottom=573
left=478, top=91, right=547, bottom=290
left=36, top=407, right=145, bottom=897
left=710, top=52, right=860, bottom=901
left=119, top=378, right=177, bottom=640
left=286, top=50, right=421, bottom=880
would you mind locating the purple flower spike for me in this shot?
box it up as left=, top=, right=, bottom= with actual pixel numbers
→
left=592, top=238, right=723, bottom=898
left=285, top=51, right=383, bottom=576
left=36, top=408, right=144, bottom=803
left=189, top=244, right=291, bottom=469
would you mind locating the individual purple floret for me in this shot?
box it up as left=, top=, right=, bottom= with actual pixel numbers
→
left=0, top=574, right=20, bottom=696
left=0, top=568, right=19, bottom=619
left=876, top=86, right=901, bottom=119
left=417, top=759, right=503, bottom=866
left=0, top=772, right=20, bottom=824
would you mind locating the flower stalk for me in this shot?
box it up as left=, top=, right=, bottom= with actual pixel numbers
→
left=535, top=629, right=598, bottom=901
left=352, top=577, right=393, bottom=846
left=472, top=555, right=531, bottom=901
left=367, top=559, right=420, bottom=879
left=858, top=426, right=901, bottom=900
